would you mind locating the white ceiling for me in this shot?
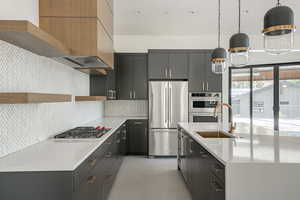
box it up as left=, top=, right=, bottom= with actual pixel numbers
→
left=114, top=0, right=299, bottom=36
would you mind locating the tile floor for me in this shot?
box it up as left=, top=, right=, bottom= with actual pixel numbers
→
left=108, top=156, right=192, bottom=200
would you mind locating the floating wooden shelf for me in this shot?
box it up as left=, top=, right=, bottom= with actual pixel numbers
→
left=0, top=93, right=72, bottom=104
left=0, top=20, right=70, bottom=57
left=75, top=96, right=107, bottom=102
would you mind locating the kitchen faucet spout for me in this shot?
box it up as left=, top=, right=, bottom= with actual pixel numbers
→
left=213, top=103, right=236, bottom=133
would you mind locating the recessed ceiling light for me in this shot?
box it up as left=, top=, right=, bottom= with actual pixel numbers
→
left=188, top=11, right=196, bottom=15
left=163, top=11, right=169, bottom=15
left=135, top=10, right=142, bottom=15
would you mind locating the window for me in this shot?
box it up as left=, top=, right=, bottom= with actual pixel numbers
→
left=230, top=64, right=300, bottom=136
left=253, top=101, right=264, bottom=113
left=230, top=68, right=251, bottom=134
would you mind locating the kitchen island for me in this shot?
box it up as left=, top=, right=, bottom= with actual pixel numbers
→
left=178, top=122, right=300, bottom=200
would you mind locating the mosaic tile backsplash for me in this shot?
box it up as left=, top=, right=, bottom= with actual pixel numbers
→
left=105, top=100, right=148, bottom=117
left=0, top=41, right=104, bottom=158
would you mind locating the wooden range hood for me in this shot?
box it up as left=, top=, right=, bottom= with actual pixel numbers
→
left=39, top=0, right=114, bottom=71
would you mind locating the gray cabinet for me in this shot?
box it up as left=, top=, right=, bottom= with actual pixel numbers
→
left=0, top=123, right=126, bottom=200
left=188, top=50, right=222, bottom=92
left=178, top=129, right=225, bottom=200
left=117, top=53, right=148, bottom=100
left=117, top=54, right=132, bottom=100
left=127, top=120, right=148, bottom=155
left=90, top=65, right=117, bottom=99
left=148, top=52, right=169, bottom=79
left=169, top=53, right=189, bottom=79
left=148, top=50, right=188, bottom=80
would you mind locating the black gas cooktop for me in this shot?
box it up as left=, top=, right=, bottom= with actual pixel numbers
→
left=54, top=127, right=111, bottom=139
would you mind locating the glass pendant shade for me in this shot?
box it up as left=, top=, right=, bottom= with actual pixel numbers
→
left=230, top=50, right=249, bottom=67
left=211, top=48, right=227, bottom=74
left=263, top=5, right=296, bottom=55
left=229, top=33, right=250, bottom=67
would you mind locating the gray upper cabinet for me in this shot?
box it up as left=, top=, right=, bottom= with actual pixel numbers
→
left=116, top=53, right=148, bottom=100
left=169, top=53, right=188, bottom=79
left=148, top=52, right=169, bottom=79
left=204, top=52, right=222, bottom=92
left=188, top=50, right=222, bottom=92
left=132, top=55, right=148, bottom=99
left=117, top=55, right=133, bottom=100
left=188, top=53, right=206, bottom=92
left=148, top=50, right=188, bottom=80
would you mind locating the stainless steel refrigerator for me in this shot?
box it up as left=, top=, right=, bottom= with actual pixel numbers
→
left=149, top=81, right=188, bottom=156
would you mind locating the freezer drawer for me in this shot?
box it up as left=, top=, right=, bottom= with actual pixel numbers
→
left=149, top=129, right=178, bottom=156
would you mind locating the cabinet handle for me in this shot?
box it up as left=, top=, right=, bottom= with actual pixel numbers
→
left=210, top=179, right=224, bottom=192
left=202, top=82, right=205, bottom=91
left=130, top=91, right=132, bottom=99
left=133, top=91, right=136, bottom=99
left=87, top=176, right=97, bottom=184
left=165, top=68, right=168, bottom=78
left=89, top=159, right=97, bottom=168
left=169, top=68, right=172, bottom=78
left=212, top=164, right=223, bottom=173
left=105, top=152, right=112, bottom=158
left=206, top=82, right=209, bottom=91
left=134, top=121, right=143, bottom=125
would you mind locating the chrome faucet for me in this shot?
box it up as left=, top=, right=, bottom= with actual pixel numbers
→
left=213, top=103, right=236, bottom=133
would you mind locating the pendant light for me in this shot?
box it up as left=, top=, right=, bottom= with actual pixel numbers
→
left=211, top=0, right=227, bottom=74
left=263, top=0, right=296, bottom=55
left=229, top=0, right=250, bottom=67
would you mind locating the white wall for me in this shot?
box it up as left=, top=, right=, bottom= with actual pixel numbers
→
left=0, top=1, right=104, bottom=158
left=0, top=0, right=39, bottom=26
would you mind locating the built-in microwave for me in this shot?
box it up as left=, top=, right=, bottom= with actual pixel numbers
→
left=189, top=92, right=222, bottom=113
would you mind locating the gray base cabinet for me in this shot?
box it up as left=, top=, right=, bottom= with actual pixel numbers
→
left=178, top=129, right=225, bottom=200
left=0, top=124, right=127, bottom=200
left=126, top=120, right=148, bottom=155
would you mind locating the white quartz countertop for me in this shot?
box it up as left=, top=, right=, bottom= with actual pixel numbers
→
left=0, top=117, right=147, bottom=172
left=178, top=122, right=300, bottom=165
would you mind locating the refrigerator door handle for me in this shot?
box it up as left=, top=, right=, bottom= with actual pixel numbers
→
left=165, top=85, right=168, bottom=125
left=169, top=84, right=172, bottom=127
left=149, top=92, right=153, bottom=126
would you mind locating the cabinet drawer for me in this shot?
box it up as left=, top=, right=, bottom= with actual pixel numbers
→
left=210, top=159, right=225, bottom=183
left=74, top=134, right=114, bottom=191
left=209, top=173, right=225, bottom=200
left=73, top=166, right=103, bottom=200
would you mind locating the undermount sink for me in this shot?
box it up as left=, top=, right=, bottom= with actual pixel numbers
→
left=197, top=131, right=235, bottom=138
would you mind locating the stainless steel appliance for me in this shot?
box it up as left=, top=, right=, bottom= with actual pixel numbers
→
left=189, top=92, right=222, bottom=122
left=107, top=89, right=117, bottom=100
left=54, top=126, right=111, bottom=139
left=149, top=81, right=188, bottom=156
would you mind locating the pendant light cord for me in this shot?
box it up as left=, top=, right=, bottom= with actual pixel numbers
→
left=238, top=0, right=241, bottom=33
left=277, top=0, right=281, bottom=6
left=218, top=0, right=221, bottom=47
